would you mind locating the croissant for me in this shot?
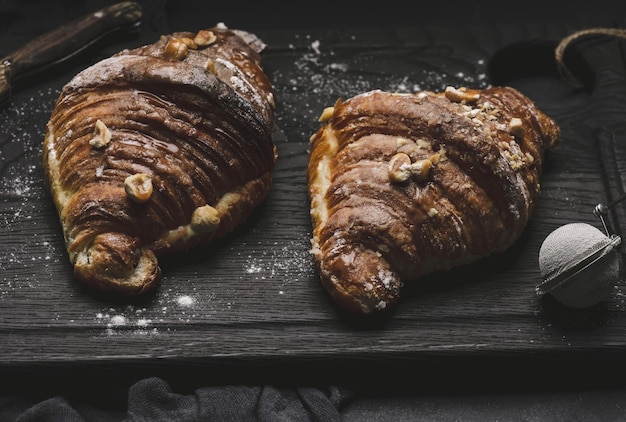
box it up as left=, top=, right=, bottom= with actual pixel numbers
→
left=43, top=24, right=276, bottom=295
left=307, top=87, right=560, bottom=314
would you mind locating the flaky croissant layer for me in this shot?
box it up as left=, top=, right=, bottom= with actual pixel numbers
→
left=44, top=24, right=277, bottom=295
left=308, top=87, right=560, bottom=314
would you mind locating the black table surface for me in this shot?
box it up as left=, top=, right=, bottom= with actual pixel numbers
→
left=3, top=0, right=626, bottom=420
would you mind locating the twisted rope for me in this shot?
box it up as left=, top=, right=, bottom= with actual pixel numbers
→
left=555, top=27, right=626, bottom=89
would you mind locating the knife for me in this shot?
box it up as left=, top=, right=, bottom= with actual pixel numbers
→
left=0, top=1, right=142, bottom=106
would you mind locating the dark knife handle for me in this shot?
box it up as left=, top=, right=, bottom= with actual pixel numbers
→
left=0, top=1, right=142, bottom=104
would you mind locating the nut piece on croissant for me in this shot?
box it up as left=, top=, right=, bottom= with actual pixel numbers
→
left=43, top=24, right=277, bottom=295
left=307, top=87, right=560, bottom=314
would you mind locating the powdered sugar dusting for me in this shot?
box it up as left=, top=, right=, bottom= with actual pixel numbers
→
left=238, top=230, right=315, bottom=291
left=96, top=306, right=157, bottom=337
left=176, top=294, right=196, bottom=307
left=0, top=87, right=62, bottom=295
left=271, top=34, right=490, bottom=142
left=94, top=285, right=205, bottom=336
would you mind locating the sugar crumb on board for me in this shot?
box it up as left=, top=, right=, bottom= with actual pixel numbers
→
left=0, top=87, right=60, bottom=295
left=235, top=228, right=315, bottom=286
left=94, top=289, right=202, bottom=336
left=95, top=231, right=314, bottom=336
left=271, top=35, right=490, bottom=142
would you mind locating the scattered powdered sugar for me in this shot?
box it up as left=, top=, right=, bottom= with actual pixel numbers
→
left=176, top=294, right=196, bottom=307
left=238, top=232, right=316, bottom=288
left=97, top=307, right=157, bottom=337
left=95, top=289, right=202, bottom=336
left=310, top=39, right=321, bottom=55
left=1, top=163, right=44, bottom=226
left=0, top=239, right=62, bottom=297
left=0, top=88, right=57, bottom=225
left=0, top=87, right=62, bottom=295
left=271, top=35, right=489, bottom=141
left=278, top=36, right=489, bottom=94
left=108, top=314, right=127, bottom=327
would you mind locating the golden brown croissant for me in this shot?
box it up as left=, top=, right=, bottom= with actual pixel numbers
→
left=307, top=87, right=560, bottom=314
left=43, top=24, right=276, bottom=295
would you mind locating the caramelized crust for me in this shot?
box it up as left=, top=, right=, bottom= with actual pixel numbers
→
left=43, top=24, right=276, bottom=295
left=308, top=87, right=559, bottom=313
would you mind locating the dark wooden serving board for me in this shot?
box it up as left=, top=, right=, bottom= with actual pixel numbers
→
left=2, top=13, right=626, bottom=392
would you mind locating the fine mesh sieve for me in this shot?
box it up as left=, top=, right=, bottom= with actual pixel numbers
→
left=537, top=222, right=621, bottom=308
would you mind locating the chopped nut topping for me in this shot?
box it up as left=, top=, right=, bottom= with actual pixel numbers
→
left=95, top=162, right=105, bottom=178
left=508, top=117, right=524, bottom=138
left=412, top=159, right=433, bottom=181
left=89, top=119, right=111, bottom=148
left=427, top=208, right=439, bottom=217
left=430, top=146, right=448, bottom=164
left=388, top=153, right=412, bottom=183
left=318, top=106, right=335, bottom=122
left=416, top=139, right=431, bottom=150
left=204, top=57, right=216, bottom=74
left=164, top=38, right=189, bottom=60
left=429, top=152, right=441, bottom=164
left=444, top=86, right=480, bottom=103
left=396, top=137, right=411, bottom=148
left=389, top=153, right=436, bottom=184
left=464, top=107, right=481, bottom=118
left=267, top=92, right=275, bottom=108
left=124, top=173, right=153, bottom=203
left=504, top=151, right=524, bottom=170
left=194, top=30, right=217, bottom=47
left=180, top=37, right=198, bottom=49
left=190, top=204, right=221, bottom=233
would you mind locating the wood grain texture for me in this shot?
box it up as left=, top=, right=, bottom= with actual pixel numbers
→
left=2, top=20, right=626, bottom=388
